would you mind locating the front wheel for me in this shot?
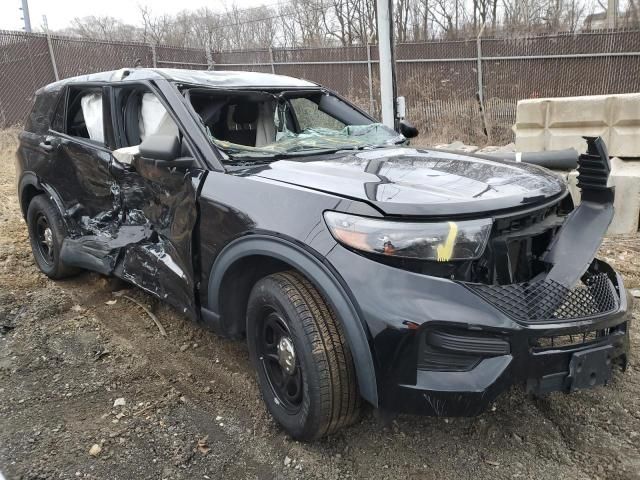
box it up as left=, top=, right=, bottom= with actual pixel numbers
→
left=247, top=271, right=360, bottom=440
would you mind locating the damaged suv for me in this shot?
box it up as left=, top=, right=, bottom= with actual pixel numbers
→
left=17, top=68, right=632, bottom=440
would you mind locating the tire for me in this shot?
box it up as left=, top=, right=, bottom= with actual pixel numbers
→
left=26, top=195, right=79, bottom=279
left=247, top=271, right=360, bottom=441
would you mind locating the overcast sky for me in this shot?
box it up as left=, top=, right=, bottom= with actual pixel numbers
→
left=1, top=0, right=268, bottom=32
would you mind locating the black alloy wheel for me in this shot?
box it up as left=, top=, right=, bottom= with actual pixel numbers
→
left=34, top=212, right=55, bottom=265
left=247, top=270, right=360, bottom=441
left=257, top=310, right=304, bottom=413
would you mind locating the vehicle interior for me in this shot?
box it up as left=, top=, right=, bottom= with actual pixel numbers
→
left=183, top=88, right=399, bottom=158
left=189, top=90, right=279, bottom=147
left=66, top=87, right=105, bottom=144
left=79, top=85, right=400, bottom=164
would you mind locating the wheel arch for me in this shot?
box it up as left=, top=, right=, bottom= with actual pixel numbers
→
left=18, top=173, right=67, bottom=224
left=205, top=234, right=379, bottom=407
left=18, top=173, right=44, bottom=218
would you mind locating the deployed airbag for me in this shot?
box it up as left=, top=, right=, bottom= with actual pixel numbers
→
left=80, top=93, right=104, bottom=142
left=139, top=93, right=179, bottom=140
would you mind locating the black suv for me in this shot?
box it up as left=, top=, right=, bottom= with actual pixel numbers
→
left=17, top=68, right=631, bottom=440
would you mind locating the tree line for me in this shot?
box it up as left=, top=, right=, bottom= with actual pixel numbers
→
left=58, top=0, right=640, bottom=50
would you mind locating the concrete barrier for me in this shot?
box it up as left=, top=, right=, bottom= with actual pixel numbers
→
left=515, top=93, right=640, bottom=157
left=565, top=158, right=640, bottom=235
left=515, top=93, right=640, bottom=234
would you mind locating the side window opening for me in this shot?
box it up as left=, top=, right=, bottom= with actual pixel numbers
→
left=113, top=87, right=183, bottom=164
left=66, top=88, right=104, bottom=143
left=139, top=92, right=179, bottom=140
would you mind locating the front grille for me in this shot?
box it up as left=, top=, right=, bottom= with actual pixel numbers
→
left=466, top=272, right=619, bottom=322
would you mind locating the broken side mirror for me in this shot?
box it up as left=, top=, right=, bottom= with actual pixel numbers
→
left=139, top=134, right=181, bottom=161
left=399, top=120, right=419, bottom=139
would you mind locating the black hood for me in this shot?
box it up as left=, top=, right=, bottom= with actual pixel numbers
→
left=242, top=148, right=566, bottom=216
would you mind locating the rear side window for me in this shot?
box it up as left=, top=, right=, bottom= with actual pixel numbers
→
left=65, top=87, right=104, bottom=143
left=24, top=91, right=59, bottom=135
left=50, top=93, right=65, bottom=132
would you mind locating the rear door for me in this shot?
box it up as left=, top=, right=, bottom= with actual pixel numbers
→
left=38, top=86, right=119, bottom=223
left=45, top=85, right=125, bottom=273
left=56, top=87, right=118, bottom=222
left=108, top=82, right=206, bottom=319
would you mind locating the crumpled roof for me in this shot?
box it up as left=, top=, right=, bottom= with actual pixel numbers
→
left=41, top=68, right=318, bottom=92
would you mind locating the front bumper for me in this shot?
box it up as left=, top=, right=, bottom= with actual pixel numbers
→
left=326, top=245, right=632, bottom=416
left=392, top=301, right=630, bottom=416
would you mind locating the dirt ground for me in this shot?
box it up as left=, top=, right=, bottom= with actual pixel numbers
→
left=1, top=129, right=639, bottom=480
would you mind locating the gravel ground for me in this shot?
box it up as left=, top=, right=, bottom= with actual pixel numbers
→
left=1, top=129, right=639, bottom=480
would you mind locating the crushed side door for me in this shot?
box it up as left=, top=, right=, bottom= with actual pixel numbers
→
left=104, top=81, right=212, bottom=320
left=111, top=158, right=204, bottom=319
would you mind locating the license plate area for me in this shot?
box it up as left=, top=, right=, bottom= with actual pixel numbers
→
left=568, top=345, right=613, bottom=391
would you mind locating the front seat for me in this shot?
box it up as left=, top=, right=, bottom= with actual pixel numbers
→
left=226, top=102, right=259, bottom=146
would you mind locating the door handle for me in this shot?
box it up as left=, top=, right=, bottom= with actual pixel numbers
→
left=39, top=141, right=54, bottom=152
left=39, top=136, right=58, bottom=152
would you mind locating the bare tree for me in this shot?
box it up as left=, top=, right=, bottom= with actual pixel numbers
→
left=66, top=16, right=141, bottom=42
left=55, top=0, right=611, bottom=48
left=139, top=6, right=175, bottom=45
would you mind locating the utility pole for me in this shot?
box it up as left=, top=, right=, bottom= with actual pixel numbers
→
left=43, top=15, right=59, bottom=81
left=607, top=0, right=618, bottom=28
left=20, top=0, right=32, bottom=32
left=376, top=0, right=395, bottom=129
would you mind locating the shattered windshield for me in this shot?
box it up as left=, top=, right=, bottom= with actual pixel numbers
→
left=213, top=123, right=402, bottom=158
left=188, top=89, right=404, bottom=160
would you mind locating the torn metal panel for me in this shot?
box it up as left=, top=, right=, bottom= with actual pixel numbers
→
left=544, top=137, right=615, bottom=288
left=58, top=150, right=202, bottom=320
left=112, top=158, right=203, bottom=320
left=60, top=224, right=151, bottom=275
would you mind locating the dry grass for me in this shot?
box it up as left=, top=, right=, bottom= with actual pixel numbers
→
left=0, top=128, right=19, bottom=217
left=0, top=127, right=19, bottom=156
left=0, top=128, right=35, bottom=291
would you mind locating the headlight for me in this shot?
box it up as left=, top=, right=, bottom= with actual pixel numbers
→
left=324, top=212, right=492, bottom=261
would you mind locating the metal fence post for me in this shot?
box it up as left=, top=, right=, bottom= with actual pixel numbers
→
left=366, top=43, right=375, bottom=114
left=269, top=47, right=276, bottom=74
left=150, top=43, right=157, bottom=68
left=205, top=46, right=214, bottom=70
left=45, top=28, right=59, bottom=81
left=476, top=24, right=490, bottom=141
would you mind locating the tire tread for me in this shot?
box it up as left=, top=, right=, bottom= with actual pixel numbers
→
left=270, top=271, right=360, bottom=438
left=27, top=194, right=78, bottom=279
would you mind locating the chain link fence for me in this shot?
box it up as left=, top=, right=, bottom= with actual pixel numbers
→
left=2, top=29, right=640, bottom=145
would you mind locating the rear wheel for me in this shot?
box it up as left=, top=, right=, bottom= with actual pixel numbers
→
left=27, top=195, right=79, bottom=279
left=247, top=271, right=360, bottom=441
